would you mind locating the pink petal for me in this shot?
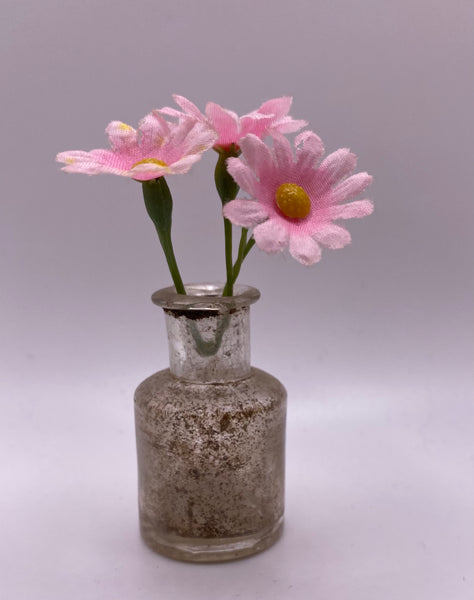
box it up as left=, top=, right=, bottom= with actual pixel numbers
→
left=57, top=156, right=101, bottom=175
left=289, top=235, right=322, bottom=266
left=129, top=171, right=167, bottom=182
left=167, top=153, right=202, bottom=174
left=139, top=112, right=170, bottom=149
left=331, top=172, right=373, bottom=204
left=258, top=96, right=292, bottom=117
left=158, top=106, right=184, bottom=119
left=168, top=117, right=197, bottom=147
left=172, top=95, right=204, bottom=119
left=205, top=102, right=239, bottom=146
left=223, top=199, right=269, bottom=227
left=105, top=121, right=138, bottom=151
left=295, top=130, right=324, bottom=158
left=56, top=150, right=124, bottom=175
left=317, top=148, right=357, bottom=188
left=258, top=97, right=308, bottom=134
left=272, top=133, right=294, bottom=173
left=56, top=150, right=92, bottom=164
left=326, top=200, right=374, bottom=220
left=272, top=117, right=308, bottom=134
left=226, top=158, right=259, bottom=196
left=239, top=112, right=273, bottom=139
left=129, top=162, right=170, bottom=179
left=313, top=224, right=352, bottom=249
left=239, top=134, right=274, bottom=179
left=181, top=122, right=217, bottom=155
left=295, top=131, right=325, bottom=174
left=88, top=148, right=130, bottom=168
left=253, top=219, right=289, bottom=254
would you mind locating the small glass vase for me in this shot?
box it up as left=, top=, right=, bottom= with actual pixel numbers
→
left=134, top=283, right=287, bottom=562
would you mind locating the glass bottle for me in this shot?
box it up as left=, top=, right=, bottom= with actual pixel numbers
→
left=134, top=283, right=287, bottom=562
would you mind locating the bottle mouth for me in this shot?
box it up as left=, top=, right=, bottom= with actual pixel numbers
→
left=151, top=283, right=260, bottom=312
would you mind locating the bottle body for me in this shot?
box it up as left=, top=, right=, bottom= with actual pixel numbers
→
left=135, top=367, right=286, bottom=561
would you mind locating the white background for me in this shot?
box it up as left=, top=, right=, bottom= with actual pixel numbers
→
left=2, top=1, right=473, bottom=598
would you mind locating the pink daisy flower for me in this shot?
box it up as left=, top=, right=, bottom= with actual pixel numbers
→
left=223, top=132, right=374, bottom=266
left=56, top=111, right=217, bottom=181
left=160, top=95, right=307, bottom=151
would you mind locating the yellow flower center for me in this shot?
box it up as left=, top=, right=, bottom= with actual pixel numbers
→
left=132, top=158, right=168, bottom=169
left=118, top=122, right=133, bottom=131
left=275, top=183, right=311, bottom=219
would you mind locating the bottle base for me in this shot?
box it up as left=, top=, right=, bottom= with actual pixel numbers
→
left=140, top=516, right=284, bottom=563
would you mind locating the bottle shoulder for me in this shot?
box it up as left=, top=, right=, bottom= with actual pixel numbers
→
left=134, top=367, right=287, bottom=415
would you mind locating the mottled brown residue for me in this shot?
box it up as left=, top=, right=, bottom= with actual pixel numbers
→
left=135, top=367, right=286, bottom=560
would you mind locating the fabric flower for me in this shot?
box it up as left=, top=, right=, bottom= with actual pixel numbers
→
left=223, top=132, right=373, bottom=266
left=160, top=95, right=307, bottom=151
left=56, top=111, right=217, bottom=181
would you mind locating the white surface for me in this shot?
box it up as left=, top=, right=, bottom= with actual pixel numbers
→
left=2, top=376, right=473, bottom=600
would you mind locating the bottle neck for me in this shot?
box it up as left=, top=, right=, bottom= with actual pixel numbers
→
left=164, top=306, right=251, bottom=383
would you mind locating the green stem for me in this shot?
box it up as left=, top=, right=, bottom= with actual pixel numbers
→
left=214, top=145, right=241, bottom=297
left=242, top=236, right=256, bottom=261
left=228, top=232, right=255, bottom=289
left=237, top=227, right=248, bottom=262
left=142, top=178, right=186, bottom=295
left=222, top=218, right=234, bottom=296
left=229, top=227, right=248, bottom=287
left=155, top=227, right=186, bottom=295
